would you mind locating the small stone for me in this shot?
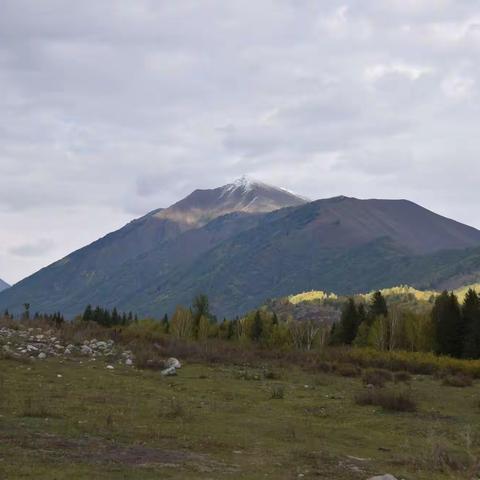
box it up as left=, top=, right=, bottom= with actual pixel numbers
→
left=57, top=374, right=62, bottom=378
left=164, top=357, right=181, bottom=369
left=81, top=345, right=93, bottom=355
left=161, top=366, right=177, bottom=376
left=38, top=352, right=46, bottom=359
left=106, top=365, right=114, bottom=370
left=125, top=358, right=133, bottom=366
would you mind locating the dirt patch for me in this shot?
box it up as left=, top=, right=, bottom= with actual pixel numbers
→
left=2, top=431, right=227, bottom=470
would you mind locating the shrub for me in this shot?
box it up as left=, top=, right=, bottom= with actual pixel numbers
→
left=325, top=347, right=480, bottom=378
left=442, top=374, right=473, bottom=388
left=316, top=361, right=335, bottom=373
left=362, top=369, right=393, bottom=387
left=264, top=369, right=281, bottom=380
left=270, top=385, right=285, bottom=399
left=355, top=389, right=417, bottom=412
left=336, top=363, right=361, bottom=377
left=128, top=340, right=166, bottom=369
left=394, top=371, right=412, bottom=383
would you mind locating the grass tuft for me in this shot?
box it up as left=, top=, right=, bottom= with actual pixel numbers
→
left=355, top=389, right=417, bottom=412
left=442, top=373, right=473, bottom=388
left=362, top=368, right=393, bottom=387
left=270, top=385, right=285, bottom=399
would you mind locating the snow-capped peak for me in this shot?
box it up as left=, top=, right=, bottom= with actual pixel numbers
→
left=232, top=174, right=257, bottom=190
left=221, top=175, right=262, bottom=196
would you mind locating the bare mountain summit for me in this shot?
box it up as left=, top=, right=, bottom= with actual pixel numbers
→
left=153, top=175, right=308, bottom=228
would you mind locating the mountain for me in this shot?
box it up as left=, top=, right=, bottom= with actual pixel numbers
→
left=0, top=177, right=306, bottom=316
left=154, top=175, right=307, bottom=228
left=1, top=183, right=480, bottom=319
left=0, top=278, right=9, bottom=292
left=120, top=196, right=480, bottom=317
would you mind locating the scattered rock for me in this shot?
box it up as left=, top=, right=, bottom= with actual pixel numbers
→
left=165, top=357, right=181, bottom=369
left=81, top=345, right=93, bottom=356
left=1, top=326, right=141, bottom=369
left=161, top=366, right=178, bottom=376
left=106, top=365, right=114, bottom=370
left=160, top=357, right=182, bottom=376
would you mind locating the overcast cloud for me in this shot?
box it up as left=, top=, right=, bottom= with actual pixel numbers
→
left=1, top=0, right=480, bottom=284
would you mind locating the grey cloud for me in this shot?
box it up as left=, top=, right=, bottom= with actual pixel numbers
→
left=9, top=239, right=55, bottom=257
left=1, top=0, right=480, bottom=282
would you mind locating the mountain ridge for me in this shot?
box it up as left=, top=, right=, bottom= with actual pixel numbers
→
left=1, top=180, right=480, bottom=318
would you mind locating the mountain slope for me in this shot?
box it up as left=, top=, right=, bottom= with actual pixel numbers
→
left=0, top=278, right=9, bottom=292
left=120, top=197, right=480, bottom=317
left=0, top=178, right=306, bottom=316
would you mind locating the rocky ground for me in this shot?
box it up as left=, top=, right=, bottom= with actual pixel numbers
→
left=0, top=326, right=134, bottom=367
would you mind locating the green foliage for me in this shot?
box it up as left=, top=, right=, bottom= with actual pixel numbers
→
left=82, top=304, right=132, bottom=327
left=338, top=298, right=360, bottom=345
left=192, top=294, right=211, bottom=339
left=250, top=310, right=263, bottom=342
left=462, top=289, right=480, bottom=359
left=170, top=306, right=194, bottom=339
left=432, top=291, right=464, bottom=357
left=368, top=291, right=388, bottom=322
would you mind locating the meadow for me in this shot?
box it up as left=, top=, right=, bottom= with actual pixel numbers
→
left=1, top=322, right=480, bottom=479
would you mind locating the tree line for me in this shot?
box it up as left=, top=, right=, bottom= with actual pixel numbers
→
left=81, top=305, right=137, bottom=327
left=335, top=289, right=480, bottom=359
left=8, top=288, right=480, bottom=359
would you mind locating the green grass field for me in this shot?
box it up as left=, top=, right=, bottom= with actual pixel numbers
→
left=1, top=355, right=479, bottom=479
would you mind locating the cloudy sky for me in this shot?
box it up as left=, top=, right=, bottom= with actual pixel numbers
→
left=1, top=0, right=480, bottom=284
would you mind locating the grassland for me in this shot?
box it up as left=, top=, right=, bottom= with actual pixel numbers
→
left=1, top=353, right=480, bottom=479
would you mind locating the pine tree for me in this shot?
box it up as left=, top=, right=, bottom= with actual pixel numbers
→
left=339, top=298, right=360, bottom=344
left=462, top=289, right=480, bottom=359
left=357, top=303, right=367, bottom=327
left=432, top=291, right=464, bottom=357
left=368, top=291, right=388, bottom=322
left=227, top=319, right=236, bottom=339
left=161, top=314, right=170, bottom=333
left=23, top=303, right=30, bottom=320
left=83, top=305, right=93, bottom=322
left=111, top=307, right=119, bottom=326
left=251, top=310, right=263, bottom=342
